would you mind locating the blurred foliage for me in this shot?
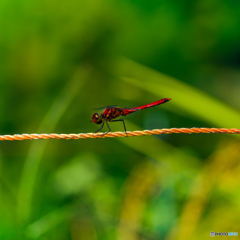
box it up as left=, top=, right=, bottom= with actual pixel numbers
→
left=0, top=0, right=240, bottom=239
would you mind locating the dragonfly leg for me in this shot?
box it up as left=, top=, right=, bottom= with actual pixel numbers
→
left=106, top=121, right=111, bottom=132
left=94, top=121, right=105, bottom=133
left=99, top=121, right=112, bottom=137
left=111, top=119, right=128, bottom=136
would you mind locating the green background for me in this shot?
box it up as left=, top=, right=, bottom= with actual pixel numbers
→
left=0, top=0, right=240, bottom=239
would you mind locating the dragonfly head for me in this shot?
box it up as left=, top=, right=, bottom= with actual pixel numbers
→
left=91, top=113, right=103, bottom=124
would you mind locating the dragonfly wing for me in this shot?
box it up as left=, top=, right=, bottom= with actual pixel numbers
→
left=92, top=105, right=118, bottom=110
left=121, top=108, right=140, bottom=119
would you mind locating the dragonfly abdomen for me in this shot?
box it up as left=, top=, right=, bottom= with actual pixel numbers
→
left=133, top=98, right=171, bottom=110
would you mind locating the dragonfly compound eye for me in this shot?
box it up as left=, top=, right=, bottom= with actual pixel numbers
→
left=92, top=113, right=102, bottom=124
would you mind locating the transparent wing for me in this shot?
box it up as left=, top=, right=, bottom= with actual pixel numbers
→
left=108, top=110, right=140, bottom=121
left=121, top=108, right=140, bottom=119
left=92, top=105, right=118, bottom=111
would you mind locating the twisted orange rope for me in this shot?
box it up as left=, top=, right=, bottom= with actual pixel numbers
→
left=0, top=128, right=239, bottom=140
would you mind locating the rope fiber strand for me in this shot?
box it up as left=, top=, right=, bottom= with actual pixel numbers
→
left=0, top=128, right=240, bottom=140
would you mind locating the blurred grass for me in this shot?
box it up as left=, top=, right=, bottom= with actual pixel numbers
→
left=117, top=161, right=161, bottom=240
left=25, top=204, right=73, bottom=239
left=17, top=65, right=91, bottom=223
left=114, top=57, right=240, bottom=131
left=167, top=140, right=240, bottom=240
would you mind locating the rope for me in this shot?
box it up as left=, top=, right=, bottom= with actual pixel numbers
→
left=0, top=128, right=239, bottom=140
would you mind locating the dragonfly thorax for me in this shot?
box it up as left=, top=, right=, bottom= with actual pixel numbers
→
left=91, top=113, right=103, bottom=124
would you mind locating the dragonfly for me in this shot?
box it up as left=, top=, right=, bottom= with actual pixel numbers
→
left=91, top=98, right=171, bottom=135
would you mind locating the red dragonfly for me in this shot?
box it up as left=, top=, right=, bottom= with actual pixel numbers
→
left=91, top=98, right=171, bottom=135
